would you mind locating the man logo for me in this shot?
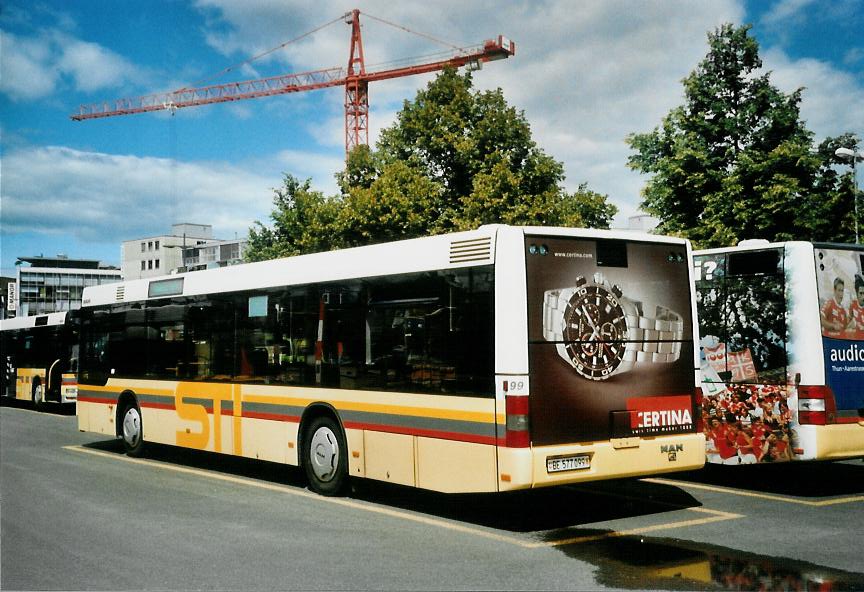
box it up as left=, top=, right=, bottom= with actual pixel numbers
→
left=661, top=443, right=684, bottom=461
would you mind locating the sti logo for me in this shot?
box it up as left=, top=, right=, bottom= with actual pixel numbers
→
left=661, top=443, right=684, bottom=461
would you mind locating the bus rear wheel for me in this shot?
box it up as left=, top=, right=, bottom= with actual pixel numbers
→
left=302, top=415, right=348, bottom=496
left=120, top=401, right=145, bottom=457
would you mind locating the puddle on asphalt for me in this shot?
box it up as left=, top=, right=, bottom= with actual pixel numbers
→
left=549, top=532, right=864, bottom=591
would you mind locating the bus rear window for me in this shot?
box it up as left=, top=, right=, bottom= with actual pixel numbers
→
left=596, top=239, right=628, bottom=267
left=728, top=250, right=781, bottom=276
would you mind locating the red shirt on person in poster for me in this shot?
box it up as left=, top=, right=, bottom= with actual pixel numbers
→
left=821, top=297, right=848, bottom=338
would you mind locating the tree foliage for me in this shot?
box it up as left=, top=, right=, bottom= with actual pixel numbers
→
left=627, top=24, right=859, bottom=247
left=248, top=69, right=617, bottom=259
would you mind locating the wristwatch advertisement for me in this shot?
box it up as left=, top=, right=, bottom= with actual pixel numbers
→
left=526, top=236, right=694, bottom=446
left=542, top=272, right=684, bottom=381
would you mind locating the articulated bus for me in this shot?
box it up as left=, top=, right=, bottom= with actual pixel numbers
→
left=694, top=242, right=864, bottom=465
left=76, top=225, right=703, bottom=495
left=1, top=312, right=79, bottom=407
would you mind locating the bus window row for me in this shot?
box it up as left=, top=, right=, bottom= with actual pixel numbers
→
left=80, top=267, right=495, bottom=397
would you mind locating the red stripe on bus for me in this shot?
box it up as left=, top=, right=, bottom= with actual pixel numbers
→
left=78, top=395, right=118, bottom=404
left=140, top=401, right=176, bottom=411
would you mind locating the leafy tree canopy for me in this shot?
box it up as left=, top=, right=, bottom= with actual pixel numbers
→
left=627, top=23, right=860, bottom=248
left=248, top=68, right=617, bottom=259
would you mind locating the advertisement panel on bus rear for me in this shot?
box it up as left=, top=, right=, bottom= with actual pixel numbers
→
left=525, top=237, right=695, bottom=446
left=815, top=247, right=864, bottom=415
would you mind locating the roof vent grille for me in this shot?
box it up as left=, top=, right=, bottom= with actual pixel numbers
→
left=450, top=236, right=492, bottom=264
left=115, top=286, right=126, bottom=302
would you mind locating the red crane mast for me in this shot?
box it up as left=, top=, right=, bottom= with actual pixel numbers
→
left=70, top=9, right=515, bottom=154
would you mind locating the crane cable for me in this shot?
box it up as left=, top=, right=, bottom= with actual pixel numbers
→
left=174, top=10, right=469, bottom=92
left=361, top=11, right=463, bottom=51
left=176, top=13, right=345, bottom=91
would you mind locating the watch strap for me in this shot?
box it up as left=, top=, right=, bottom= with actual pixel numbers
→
left=542, top=289, right=684, bottom=364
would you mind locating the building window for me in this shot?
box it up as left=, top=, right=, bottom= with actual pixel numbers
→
left=155, top=240, right=160, bottom=250
left=141, top=261, right=146, bottom=271
left=141, top=242, right=146, bottom=252
left=148, top=260, right=153, bottom=270
left=148, top=241, right=153, bottom=251
left=155, top=260, right=160, bottom=269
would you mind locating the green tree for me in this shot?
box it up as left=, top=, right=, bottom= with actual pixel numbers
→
left=246, top=175, right=339, bottom=261
left=248, top=68, right=617, bottom=260
left=627, top=23, right=858, bottom=247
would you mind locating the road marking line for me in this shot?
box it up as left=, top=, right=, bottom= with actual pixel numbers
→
left=645, top=477, right=864, bottom=507
left=64, top=444, right=741, bottom=548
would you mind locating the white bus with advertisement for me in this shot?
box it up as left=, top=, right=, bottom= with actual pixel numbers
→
left=694, top=241, right=864, bottom=465
left=76, top=225, right=703, bottom=495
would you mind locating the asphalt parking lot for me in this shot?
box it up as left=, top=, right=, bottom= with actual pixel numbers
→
left=2, top=401, right=863, bottom=590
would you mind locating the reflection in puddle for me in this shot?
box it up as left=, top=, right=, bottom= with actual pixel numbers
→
left=550, top=533, right=864, bottom=590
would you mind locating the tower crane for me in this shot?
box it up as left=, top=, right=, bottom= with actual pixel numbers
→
left=70, top=9, right=515, bottom=154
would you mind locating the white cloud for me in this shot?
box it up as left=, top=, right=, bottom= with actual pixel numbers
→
left=761, top=0, right=817, bottom=27
left=763, top=49, right=864, bottom=141
left=271, top=149, right=346, bottom=195
left=0, top=146, right=277, bottom=242
left=190, top=1, right=749, bottom=223
left=0, top=28, right=145, bottom=101
left=7, top=0, right=861, bottom=244
left=56, top=35, right=137, bottom=93
left=0, top=31, right=59, bottom=100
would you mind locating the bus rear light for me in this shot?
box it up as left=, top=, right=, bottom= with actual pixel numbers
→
left=505, top=395, right=530, bottom=448
left=798, top=385, right=837, bottom=425
left=694, top=386, right=704, bottom=433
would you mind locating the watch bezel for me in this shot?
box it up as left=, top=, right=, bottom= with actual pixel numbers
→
left=561, top=283, right=629, bottom=380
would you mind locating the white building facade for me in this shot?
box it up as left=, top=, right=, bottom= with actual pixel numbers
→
left=121, top=223, right=247, bottom=279
left=12, top=256, right=122, bottom=317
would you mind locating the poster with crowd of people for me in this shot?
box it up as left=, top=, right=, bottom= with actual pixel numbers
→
left=694, top=250, right=795, bottom=464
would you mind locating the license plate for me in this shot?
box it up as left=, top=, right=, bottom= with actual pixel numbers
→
left=546, top=454, right=590, bottom=473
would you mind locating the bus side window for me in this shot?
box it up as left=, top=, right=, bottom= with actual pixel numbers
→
left=318, top=285, right=364, bottom=388
left=145, top=301, right=190, bottom=379
left=81, top=308, right=111, bottom=385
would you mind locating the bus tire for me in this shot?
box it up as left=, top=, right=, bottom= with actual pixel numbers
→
left=302, top=415, right=348, bottom=496
left=120, top=400, right=145, bottom=457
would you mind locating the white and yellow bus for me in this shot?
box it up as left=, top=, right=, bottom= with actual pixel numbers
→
left=77, top=225, right=704, bottom=495
left=1, top=312, right=79, bottom=407
left=694, top=241, right=864, bottom=465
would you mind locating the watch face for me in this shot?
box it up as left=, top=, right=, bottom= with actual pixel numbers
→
left=562, top=285, right=628, bottom=380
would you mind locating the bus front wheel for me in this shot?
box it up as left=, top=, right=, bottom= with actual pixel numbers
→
left=302, top=415, right=348, bottom=496
left=120, top=402, right=145, bottom=457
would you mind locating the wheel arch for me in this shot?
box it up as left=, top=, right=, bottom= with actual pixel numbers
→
left=298, top=402, right=345, bottom=465
left=115, top=390, right=140, bottom=438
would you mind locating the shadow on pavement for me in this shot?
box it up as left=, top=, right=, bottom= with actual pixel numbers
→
left=80, top=438, right=701, bottom=533
left=668, top=460, right=864, bottom=497
left=0, top=396, right=75, bottom=415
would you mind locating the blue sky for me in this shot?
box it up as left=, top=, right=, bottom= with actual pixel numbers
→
left=2, top=0, right=862, bottom=277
